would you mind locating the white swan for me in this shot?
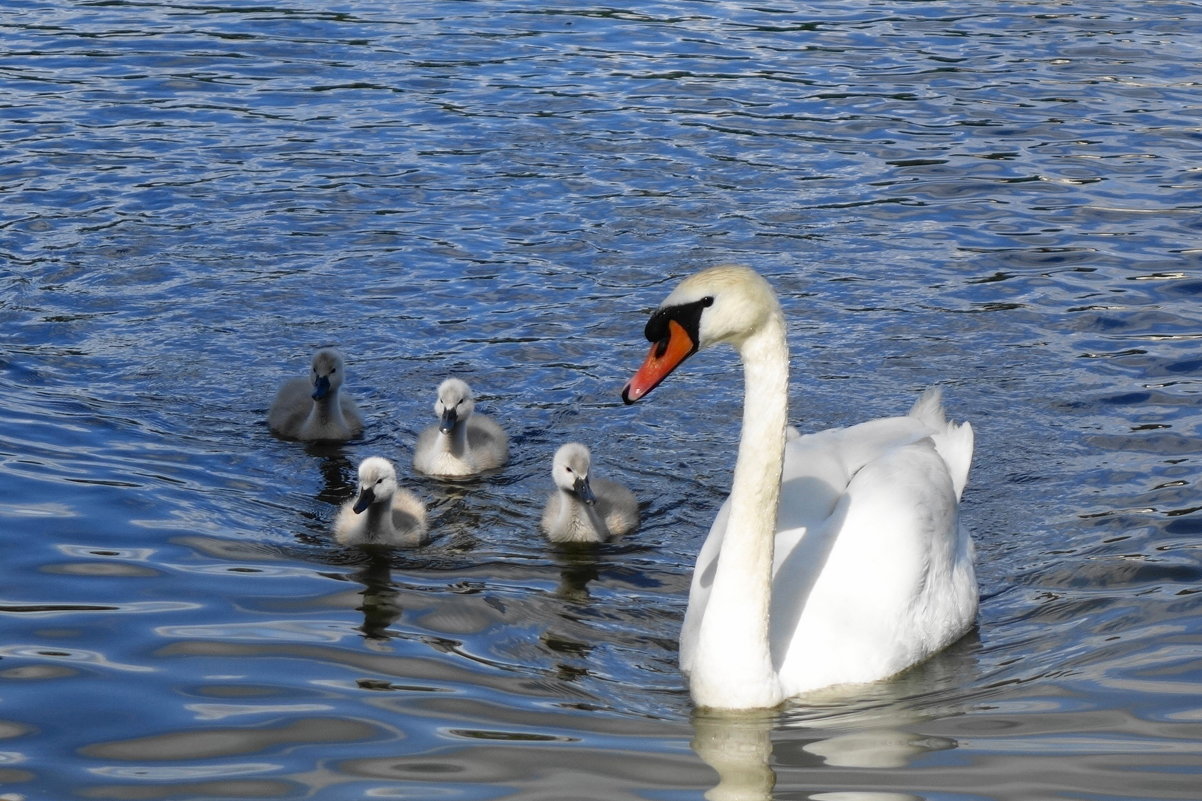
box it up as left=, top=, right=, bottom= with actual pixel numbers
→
left=268, top=348, right=363, bottom=442
left=334, top=457, right=427, bottom=547
left=621, top=265, right=977, bottom=709
left=413, top=378, right=508, bottom=477
left=541, top=442, right=639, bottom=544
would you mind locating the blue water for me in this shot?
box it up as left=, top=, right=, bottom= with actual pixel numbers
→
left=3, top=1, right=1202, bottom=799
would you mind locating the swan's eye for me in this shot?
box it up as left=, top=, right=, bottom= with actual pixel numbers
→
left=565, top=467, right=573, bottom=474
left=702, top=296, right=714, bottom=307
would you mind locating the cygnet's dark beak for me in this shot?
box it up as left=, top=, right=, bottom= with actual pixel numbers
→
left=439, top=407, right=458, bottom=434
left=312, top=375, right=331, bottom=400
left=352, top=487, right=375, bottom=514
left=574, top=475, right=596, bottom=506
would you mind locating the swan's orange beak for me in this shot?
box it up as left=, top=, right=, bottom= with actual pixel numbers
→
left=622, top=319, right=696, bottom=404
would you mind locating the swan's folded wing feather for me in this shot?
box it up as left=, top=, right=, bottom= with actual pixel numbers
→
left=682, top=396, right=975, bottom=693
left=772, top=436, right=974, bottom=692
left=679, top=497, right=730, bottom=675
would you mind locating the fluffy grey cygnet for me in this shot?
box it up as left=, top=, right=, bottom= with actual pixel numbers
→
left=268, top=348, right=363, bottom=442
left=413, top=378, right=508, bottom=477
left=541, top=442, right=638, bottom=544
left=334, top=457, right=427, bottom=547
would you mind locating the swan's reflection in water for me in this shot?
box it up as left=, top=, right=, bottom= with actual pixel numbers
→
left=812, top=788, right=923, bottom=793
left=693, top=705, right=951, bottom=801
left=692, top=709, right=777, bottom=801
left=800, top=720, right=956, bottom=770
left=693, top=638, right=977, bottom=800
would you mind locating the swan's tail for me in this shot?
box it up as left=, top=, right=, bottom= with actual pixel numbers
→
left=909, top=386, right=974, bottom=501
left=907, top=386, right=946, bottom=427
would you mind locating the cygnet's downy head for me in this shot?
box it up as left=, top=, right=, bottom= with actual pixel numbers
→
left=551, top=442, right=596, bottom=505
left=310, top=348, right=347, bottom=401
left=351, top=457, right=398, bottom=514
left=435, top=378, right=475, bottom=434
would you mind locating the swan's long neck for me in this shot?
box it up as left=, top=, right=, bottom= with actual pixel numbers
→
left=689, top=311, right=789, bottom=709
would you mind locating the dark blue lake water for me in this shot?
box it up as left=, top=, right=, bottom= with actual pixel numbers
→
left=3, top=1, right=1202, bottom=798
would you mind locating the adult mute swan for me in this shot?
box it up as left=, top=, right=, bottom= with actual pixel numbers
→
left=621, top=265, right=977, bottom=710
left=334, top=457, right=427, bottom=547
left=541, top=442, right=639, bottom=544
left=268, top=348, right=363, bottom=442
left=413, top=378, right=508, bottom=477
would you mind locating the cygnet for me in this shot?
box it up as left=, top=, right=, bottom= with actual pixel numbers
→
left=413, top=378, right=508, bottom=477
left=268, top=348, right=363, bottom=442
left=541, top=442, right=638, bottom=544
left=334, top=457, right=427, bottom=547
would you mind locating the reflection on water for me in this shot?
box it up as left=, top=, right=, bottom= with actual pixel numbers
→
left=693, top=710, right=777, bottom=801
left=551, top=543, right=604, bottom=602
left=2, top=0, right=1202, bottom=798
left=350, top=554, right=403, bottom=643
left=694, top=678, right=967, bottom=801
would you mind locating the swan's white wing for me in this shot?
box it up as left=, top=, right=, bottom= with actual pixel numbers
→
left=682, top=398, right=975, bottom=694
left=677, top=411, right=937, bottom=673
left=682, top=415, right=930, bottom=675
left=769, top=416, right=976, bottom=695
left=679, top=497, right=730, bottom=676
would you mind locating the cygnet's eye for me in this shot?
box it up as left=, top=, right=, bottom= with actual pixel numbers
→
left=375, top=478, right=384, bottom=485
left=564, top=466, right=574, bottom=474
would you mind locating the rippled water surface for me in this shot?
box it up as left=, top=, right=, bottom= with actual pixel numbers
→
left=3, top=1, right=1202, bottom=799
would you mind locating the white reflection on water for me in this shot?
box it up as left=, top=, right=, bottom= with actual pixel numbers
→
left=694, top=700, right=959, bottom=801
left=0, top=646, right=154, bottom=674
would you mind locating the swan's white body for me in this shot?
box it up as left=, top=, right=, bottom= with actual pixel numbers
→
left=268, top=348, right=363, bottom=442
left=541, top=442, right=639, bottom=544
left=413, top=378, right=508, bottom=477
left=623, top=265, right=977, bottom=709
left=334, top=457, right=427, bottom=547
